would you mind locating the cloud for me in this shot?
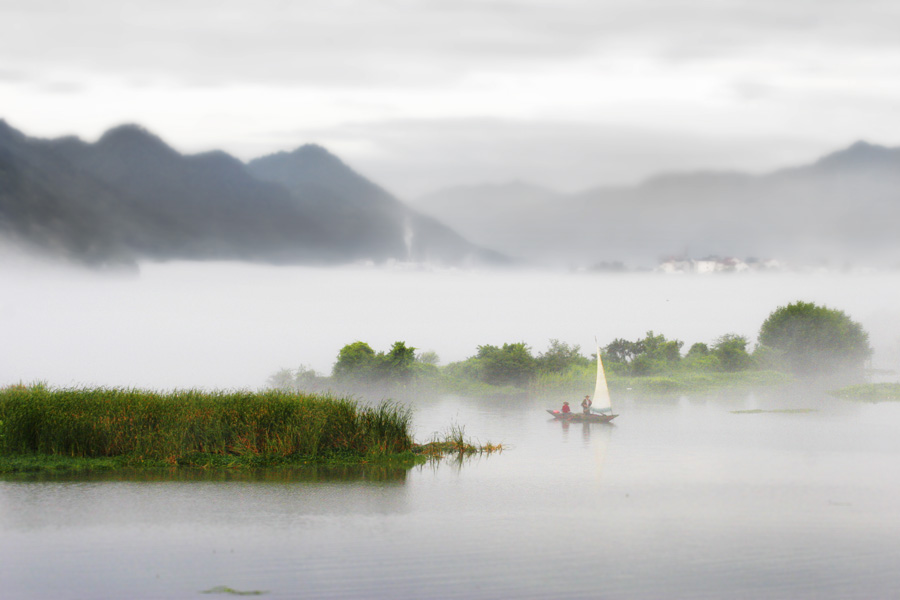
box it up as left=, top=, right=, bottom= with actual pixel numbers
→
left=3, top=0, right=900, bottom=197
left=291, top=117, right=826, bottom=197
left=38, top=81, right=86, bottom=94
left=3, top=0, right=900, bottom=89
left=0, top=69, right=29, bottom=82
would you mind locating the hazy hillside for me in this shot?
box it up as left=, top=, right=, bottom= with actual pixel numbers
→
left=247, top=145, right=496, bottom=264
left=0, top=121, right=501, bottom=267
left=0, top=120, right=135, bottom=265
left=413, top=142, right=900, bottom=268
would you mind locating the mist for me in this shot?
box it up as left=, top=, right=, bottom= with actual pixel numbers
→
left=3, top=258, right=898, bottom=391
left=412, top=141, right=900, bottom=269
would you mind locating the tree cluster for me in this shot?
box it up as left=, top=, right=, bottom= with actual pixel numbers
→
left=268, top=301, right=872, bottom=392
left=444, top=339, right=590, bottom=387
left=603, top=331, right=752, bottom=374
left=332, top=341, right=428, bottom=384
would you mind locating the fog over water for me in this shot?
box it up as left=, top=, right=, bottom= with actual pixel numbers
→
left=2, top=259, right=898, bottom=390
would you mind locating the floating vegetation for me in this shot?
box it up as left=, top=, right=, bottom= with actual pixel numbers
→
left=201, top=586, right=268, bottom=596
left=730, top=409, right=818, bottom=414
left=416, top=423, right=504, bottom=459
left=830, top=383, right=900, bottom=402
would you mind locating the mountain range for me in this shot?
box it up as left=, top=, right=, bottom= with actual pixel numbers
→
left=0, top=120, right=502, bottom=268
left=2, top=118, right=898, bottom=270
left=413, top=142, right=900, bottom=268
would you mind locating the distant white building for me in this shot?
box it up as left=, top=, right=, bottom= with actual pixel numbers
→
left=693, top=259, right=718, bottom=274
left=715, top=257, right=750, bottom=272
left=657, top=259, right=692, bottom=274
left=657, top=255, right=773, bottom=274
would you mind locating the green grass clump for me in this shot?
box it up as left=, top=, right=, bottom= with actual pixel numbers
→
left=201, top=585, right=268, bottom=596
left=830, top=382, right=900, bottom=401
left=417, top=423, right=504, bottom=459
left=0, top=385, right=413, bottom=466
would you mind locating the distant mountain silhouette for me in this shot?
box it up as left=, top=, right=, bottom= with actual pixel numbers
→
left=413, top=143, right=900, bottom=267
left=0, top=121, right=502, bottom=267
left=247, top=145, right=486, bottom=264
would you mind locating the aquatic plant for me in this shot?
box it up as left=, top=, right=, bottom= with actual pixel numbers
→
left=201, top=586, right=268, bottom=596
left=830, top=382, right=900, bottom=401
left=417, top=423, right=503, bottom=459
left=0, top=385, right=413, bottom=463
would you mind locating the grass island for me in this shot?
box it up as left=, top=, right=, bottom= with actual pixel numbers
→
left=0, top=384, right=499, bottom=475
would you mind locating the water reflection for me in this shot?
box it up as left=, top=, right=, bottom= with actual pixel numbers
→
left=1, top=464, right=410, bottom=484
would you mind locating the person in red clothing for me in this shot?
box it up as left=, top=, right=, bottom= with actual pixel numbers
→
left=561, top=401, right=571, bottom=414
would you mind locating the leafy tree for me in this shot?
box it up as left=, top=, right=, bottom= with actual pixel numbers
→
left=473, top=342, right=537, bottom=386
left=332, top=341, right=376, bottom=380
left=751, top=343, right=786, bottom=371
left=536, top=339, right=589, bottom=373
left=711, top=334, right=753, bottom=372
left=641, top=331, right=683, bottom=364
left=604, top=338, right=644, bottom=364
left=266, top=368, right=296, bottom=390
left=686, top=342, right=710, bottom=358
left=416, top=350, right=440, bottom=365
left=630, top=353, right=665, bottom=375
left=267, top=365, right=323, bottom=391
left=604, top=331, right=682, bottom=375
left=333, top=340, right=422, bottom=384
left=378, top=341, right=417, bottom=383
left=758, top=301, right=872, bottom=374
left=683, top=342, right=721, bottom=371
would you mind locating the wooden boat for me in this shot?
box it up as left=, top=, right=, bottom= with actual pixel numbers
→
left=548, top=341, right=618, bottom=423
left=546, top=409, right=617, bottom=423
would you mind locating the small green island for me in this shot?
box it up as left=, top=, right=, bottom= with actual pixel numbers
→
left=0, top=384, right=499, bottom=475
left=269, top=301, right=873, bottom=398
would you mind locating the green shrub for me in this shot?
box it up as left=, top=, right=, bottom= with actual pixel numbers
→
left=758, top=301, right=871, bottom=374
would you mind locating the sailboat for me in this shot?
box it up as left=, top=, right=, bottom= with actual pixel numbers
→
left=547, top=343, right=618, bottom=423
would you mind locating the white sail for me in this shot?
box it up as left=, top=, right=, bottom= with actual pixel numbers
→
left=591, top=345, right=613, bottom=414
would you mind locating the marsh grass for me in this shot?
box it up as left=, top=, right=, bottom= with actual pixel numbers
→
left=201, top=586, right=268, bottom=596
left=417, top=423, right=504, bottom=459
left=0, top=385, right=413, bottom=466
left=830, top=382, right=900, bottom=401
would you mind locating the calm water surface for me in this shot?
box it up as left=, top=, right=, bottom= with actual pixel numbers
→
left=2, top=391, right=900, bottom=599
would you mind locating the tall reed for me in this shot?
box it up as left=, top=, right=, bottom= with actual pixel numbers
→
left=0, top=385, right=413, bottom=462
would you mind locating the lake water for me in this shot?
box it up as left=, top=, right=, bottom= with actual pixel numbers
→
left=3, top=263, right=900, bottom=597
left=3, top=389, right=900, bottom=599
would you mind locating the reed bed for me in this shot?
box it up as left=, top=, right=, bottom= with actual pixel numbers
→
left=0, top=385, right=413, bottom=464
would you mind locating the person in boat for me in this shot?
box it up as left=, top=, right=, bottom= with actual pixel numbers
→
left=581, top=395, right=592, bottom=414
left=561, top=401, right=571, bottom=414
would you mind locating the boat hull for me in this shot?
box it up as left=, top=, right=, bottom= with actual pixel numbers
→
left=546, top=409, right=617, bottom=423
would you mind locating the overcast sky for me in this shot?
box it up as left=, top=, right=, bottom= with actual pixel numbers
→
left=3, top=0, right=900, bottom=197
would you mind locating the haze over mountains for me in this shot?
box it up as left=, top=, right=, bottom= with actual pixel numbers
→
left=1, top=118, right=898, bottom=270
left=414, top=142, right=900, bottom=268
left=0, top=120, right=500, bottom=268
